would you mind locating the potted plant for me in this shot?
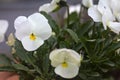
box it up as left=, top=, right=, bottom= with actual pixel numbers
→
left=0, top=0, right=120, bottom=80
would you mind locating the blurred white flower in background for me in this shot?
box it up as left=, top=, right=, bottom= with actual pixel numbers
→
left=82, top=0, right=93, bottom=8
left=0, top=20, right=8, bottom=43
left=49, top=48, right=82, bottom=79
left=14, top=13, right=52, bottom=51
left=39, top=0, right=66, bottom=13
left=64, top=4, right=81, bottom=18
left=88, top=0, right=120, bottom=34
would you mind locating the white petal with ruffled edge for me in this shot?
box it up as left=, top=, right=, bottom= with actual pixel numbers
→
left=39, top=0, right=59, bottom=13
left=21, top=36, right=44, bottom=51
left=28, top=13, right=52, bottom=40
left=15, top=19, right=32, bottom=41
left=50, top=49, right=66, bottom=67
left=108, top=22, right=120, bottom=34
left=110, top=0, right=120, bottom=16
left=14, top=16, right=27, bottom=29
left=97, top=0, right=110, bottom=14
left=55, top=63, right=79, bottom=79
left=88, top=6, right=102, bottom=22
left=102, top=8, right=115, bottom=30
left=39, top=3, right=53, bottom=13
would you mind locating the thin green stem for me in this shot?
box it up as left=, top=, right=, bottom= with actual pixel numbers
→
left=79, top=4, right=83, bottom=23
left=66, top=5, right=70, bottom=27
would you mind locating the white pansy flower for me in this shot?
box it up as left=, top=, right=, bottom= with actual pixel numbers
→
left=88, top=0, right=120, bottom=34
left=39, top=0, right=66, bottom=13
left=14, top=13, right=52, bottom=51
left=0, top=20, right=8, bottom=43
left=64, top=4, right=81, bottom=18
left=82, top=0, right=93, bottom=8
left=49, top=48, right=82, bottom=79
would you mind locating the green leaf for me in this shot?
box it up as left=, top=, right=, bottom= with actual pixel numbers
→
left=79, top=73, right=88, bottom=80
left=99, top=67, right=109, bottom=73
left=102, top=42, right=120, bottom=55
left=68, top=12, right=79, bottom=24
left=88, top=72, right=100, bottom=77
left=79, top=37, right=89, bottom=54
left=14, top=40, right=35, bottom=63
left=13, top=40, right=28, bottom=61
left=0, top=66, right=15, bottom=72
left=14, top=40, right=42, bottom=75
left=78, top=21, right=94, bottom=37
left=65, top=28, right=79, bottom=43
left=0, top=54, right=11, bottom=66
left=13, top=64, right=30, bottom=71
left=42, top=54, right=49, bottom=73
left=103, top=61, right=115, bottom=67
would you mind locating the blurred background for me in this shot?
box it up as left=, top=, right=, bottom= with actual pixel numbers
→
left=0, top=0, right=97, bottom=55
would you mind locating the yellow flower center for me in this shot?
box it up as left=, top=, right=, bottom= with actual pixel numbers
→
left=30, top=33, right=36, bottom=41
left=62, top=62, right=68, bottom=68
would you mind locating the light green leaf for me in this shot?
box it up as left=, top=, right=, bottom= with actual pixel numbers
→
left=13, top=64, right=30, bottom=71
left=65, top=28, right=79, bottom=43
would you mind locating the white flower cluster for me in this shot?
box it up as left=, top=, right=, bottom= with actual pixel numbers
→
left=88, top=0, right=120, bottom=34
left=0, top=0, right=96, bottom=79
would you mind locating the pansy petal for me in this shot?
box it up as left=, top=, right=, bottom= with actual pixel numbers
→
left=21, top=36, right=44, bottom=51
left=97, top=0, right=110, bottom=14
left=15, top=20, right=32, bottom=41
left=110, top=0, right=120, bottom=15
left=34, top=22, right=52, bottom=40
left=14, top=16, right=27, bottom=29
left=39, top=3, right=53, bottom=13
left=28, top=13, right=48, bottom=24
left=55, top=63, right=79, bottom=79
left=66, top=49, right=82, bottom=66
left=102, top=8, right=115, bottom=30
left=108, top=22, right=120, bottom=34
left=50, top=49, right=66, bottom=67
left=88, top=6, right=102, bottom=22
left=116, top=14, right=120, bottom=22
left=82, top=0, right=93, bottom=8
left=0, top=20, right=8, bottom=34
left=39, top=0, right=60, bottom=13
left=28, top=13, right=52, bottom=40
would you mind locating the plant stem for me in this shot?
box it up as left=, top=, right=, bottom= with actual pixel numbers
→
left=79, top=4, right=83, bottom=23
left=66, top=5, right=69, bottom=27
